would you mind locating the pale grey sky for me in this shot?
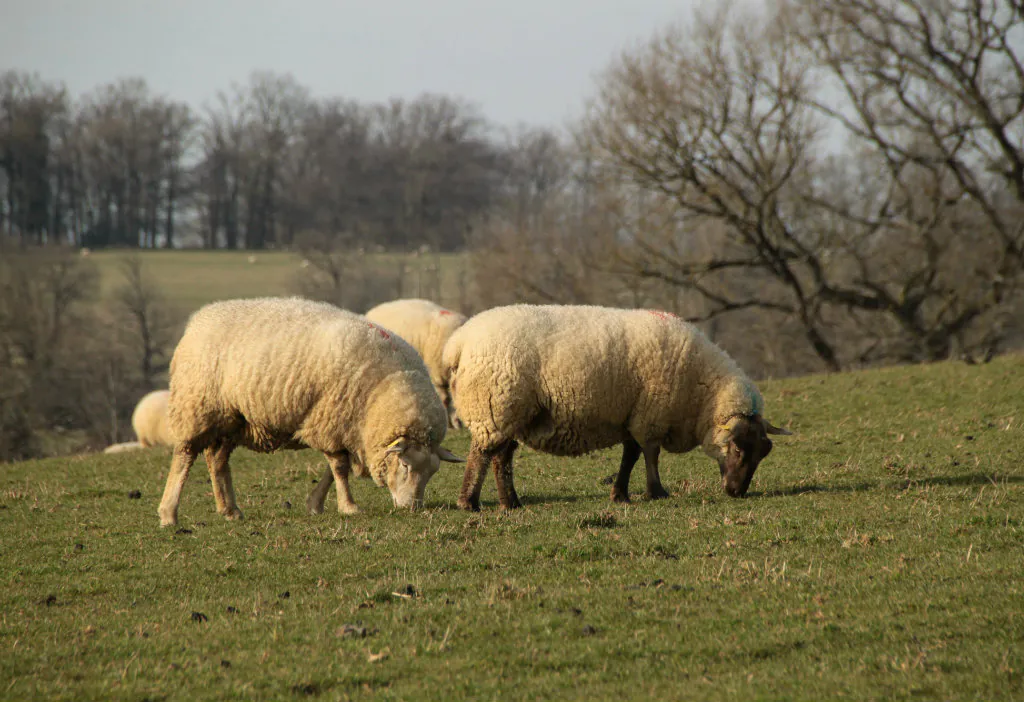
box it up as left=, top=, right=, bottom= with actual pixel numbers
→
left=1, top=0, right=698, bottom=128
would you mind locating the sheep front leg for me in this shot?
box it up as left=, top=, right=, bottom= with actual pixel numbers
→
left=205, top=440, right=243, bottom=520
left=458, top=442, right=494, bottom=511
left=642, top=443, right=670, bottom=499
left=491, top=440, right=521, bottom=510
left=611, top=437, right=642, bottom=503
left=158, top=444, right=198, bottom=527
left=326, top=452, right=360, bottom=515
left=306, top=466, right=335, bottom=515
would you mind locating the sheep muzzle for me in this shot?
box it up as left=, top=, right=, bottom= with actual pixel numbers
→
left=720, top=417, right=774, bottom=498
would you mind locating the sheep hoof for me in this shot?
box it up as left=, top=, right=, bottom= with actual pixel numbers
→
left=223, top=508, right=244, bottom=521
left=306, top=498, right=325, bottom=515
left=499, top=497, right=523, bottom=510
left=646, top=485, right=670, bottom=500
left=457, top=498, right=480, bottom=512
left=611, top=489, right=631, bottom=504
left=159, top=515, right=177, bottom=527
left=339, top=503, right=361, bottom=515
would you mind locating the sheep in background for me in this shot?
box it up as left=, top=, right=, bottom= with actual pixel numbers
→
left=100, top=390, right=172, bottom=454
left=365, top=298, right=468, bottom=429
left=442, top=304, right=790, bottom=511
left=157, top=297, right=463, bottom=527
left=103, top=441, right=144, bottom=454
left=132, top=389, right=174, bottom=448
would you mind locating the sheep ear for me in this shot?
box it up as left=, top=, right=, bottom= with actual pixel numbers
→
left=385, top=438, right=409, bottom=456
left=764, top=420, right=792, bottom=436
left=436, top=447, right=465, bottom=463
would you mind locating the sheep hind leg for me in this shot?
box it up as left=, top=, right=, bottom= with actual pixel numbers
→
left=158, top=444, right=198, bottom=527
left=642, top=443, right=670, bottom=499
left=326, top=452, right=360, bottom=515
left=306, top=466, right=335, bottom=515
left=458, top=442, right=493, bottom=511
left=612, top=437, right=642, bottom=503
left=492, top=440, right=521, bottom=510
left=205, top=440, right=243, bottom=520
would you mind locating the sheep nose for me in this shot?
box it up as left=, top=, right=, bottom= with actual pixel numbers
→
left=723, top=482, right=746, bottom=498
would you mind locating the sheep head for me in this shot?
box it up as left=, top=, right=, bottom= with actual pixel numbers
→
left=704, top=415, right=791, bottom=497
left=380, top=437, right=465, bottom=508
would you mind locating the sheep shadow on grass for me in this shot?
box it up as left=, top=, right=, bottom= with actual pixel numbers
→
left=755, top=472, right=1024, bottom=499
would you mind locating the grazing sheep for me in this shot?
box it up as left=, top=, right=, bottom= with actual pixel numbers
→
left=103, top=441, right=144, bottom=454
left=442, top=304, right=790, bottom=510
left=157, top=297, right=463, bottom=527
left=365, top=298, right=468, bottom=429
left=132, top=389, right=174, bottom=448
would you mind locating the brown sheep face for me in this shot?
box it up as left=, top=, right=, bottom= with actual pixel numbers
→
left=383, top=439, right=464, bottom=508
left=720, top=417, right=772, bottom=497
left=704, top=416, right=788, bottom=497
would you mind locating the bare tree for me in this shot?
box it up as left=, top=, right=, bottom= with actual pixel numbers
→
left=0, top=71, right=69, bottom=244
left=116, top=255, right=178, bottom=390
left=582, top=0, right=1024, bottom=370
left=289, top=231, right=403, bottom=312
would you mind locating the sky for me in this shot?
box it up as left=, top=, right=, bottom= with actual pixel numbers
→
left=0, top=0, right=699, bottom=130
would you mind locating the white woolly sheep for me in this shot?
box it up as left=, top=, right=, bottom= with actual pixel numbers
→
left=157, top=297, right=463, bottom=527
left=365, top=298, right=468, bottom=429
left=441, top=304, right=790, bottom=510
left=132, top=389, right=174, bottom=448
left=103, top=441, right=144, bottom=454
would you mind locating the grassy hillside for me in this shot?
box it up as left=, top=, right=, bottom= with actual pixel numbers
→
left=90, top=249, right=472, bottom=314
left=0, top=356, right=1021, bottom=700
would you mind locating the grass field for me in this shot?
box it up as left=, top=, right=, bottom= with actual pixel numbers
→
left=1, top=356, right=1021, bottom=700
left=90, top=250, right=471, bottom=315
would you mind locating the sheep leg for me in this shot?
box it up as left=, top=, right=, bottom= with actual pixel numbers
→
left=326, top=452, right=360, bottom=515
left=306, top=466, right=335, bottom=515
left=491, top=440, right=521, bottom=510
left=611, top=437, right=643, bottom=503
left=642, top=443, right=670, bottom=499
left=205, top=440, right=243, bottom=520
left=158, top=444, right=198, bottom=527
left=458, top=442, right=494, bottom=511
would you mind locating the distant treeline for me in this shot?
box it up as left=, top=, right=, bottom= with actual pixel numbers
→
left=0, top=70, right=559, bottom=252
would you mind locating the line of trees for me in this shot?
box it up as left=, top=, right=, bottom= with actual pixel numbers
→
left=0, top=71, right=514, bottom=251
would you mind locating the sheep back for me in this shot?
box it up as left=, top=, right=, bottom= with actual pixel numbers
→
left=365, top=299, right=467, bottom=389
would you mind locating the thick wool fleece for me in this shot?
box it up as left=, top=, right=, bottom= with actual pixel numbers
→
left=365, top=299, right=467, bottom=390
left=442, top=305, right=765, bottom=456
left=132, top=390, right=174, bottom=448
left=168, top=297, right=448, bottom=481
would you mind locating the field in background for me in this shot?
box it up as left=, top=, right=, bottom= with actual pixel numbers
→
left=91, top=249, right=473, bottom=316
left=1, top=356, right=1021, bottom=700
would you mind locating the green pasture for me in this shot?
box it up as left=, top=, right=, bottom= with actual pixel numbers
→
left=89, top=249, right=472, bottom=315
left=0, top=356, right=1021, bottom=700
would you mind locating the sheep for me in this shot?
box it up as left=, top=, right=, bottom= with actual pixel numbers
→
left=364, top=298, right=468, bottom=429
left=441, top=304, right=790, bottom=511
left=157, top=297, right=464, bottom=527
left=103, top=441, right=144, bottom=454
left=101, top=389, right=174, bottom=453
left=132, top=389, right=174, bottom=448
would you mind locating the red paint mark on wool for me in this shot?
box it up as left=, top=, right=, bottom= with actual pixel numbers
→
left=368, top=322, right=391, bottom=340
left=646, top=309, right=679, bottom=321
left=438, top=309, right=452, bottom=316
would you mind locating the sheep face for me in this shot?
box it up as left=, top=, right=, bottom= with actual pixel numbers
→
left=383, top=439, right=464, bottom=508
left=703, top=416, right=775, bottom=497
